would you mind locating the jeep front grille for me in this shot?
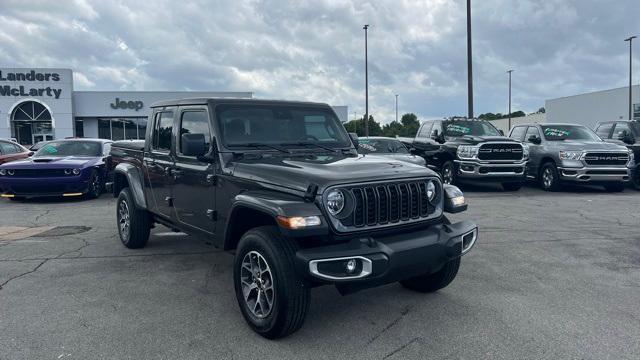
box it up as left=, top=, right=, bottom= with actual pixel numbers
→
left=584, top=152, right=629, bottom=166
left=336, top=179, right=441, bottom=231
left=477, top=143, right=523, bottom=161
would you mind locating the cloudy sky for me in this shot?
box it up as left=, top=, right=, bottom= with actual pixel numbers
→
left=1, top=0, right=638, bottom=123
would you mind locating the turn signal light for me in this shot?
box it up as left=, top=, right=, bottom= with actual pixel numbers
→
left=276, top=215, right=321, bottom=229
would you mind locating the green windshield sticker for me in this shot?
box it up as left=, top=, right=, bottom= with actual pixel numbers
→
left=447, top=125, right=471, bottom=134
left=544, top=128, right=570, bottom=137
left=42, top=145, right=58, bottom=154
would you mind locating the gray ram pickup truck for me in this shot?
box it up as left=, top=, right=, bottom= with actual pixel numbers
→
left=109, top=98, right=478, bottom=339
left=509, top=123, right=634, bottom=191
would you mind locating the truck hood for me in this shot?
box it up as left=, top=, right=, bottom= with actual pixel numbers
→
left=546, top=140, right=629, bottom=152
left=446, top=135, right=519, bottom=145
left=0, top=156, right=101, bottom=169
left=231, top=154, right=437, bottom=193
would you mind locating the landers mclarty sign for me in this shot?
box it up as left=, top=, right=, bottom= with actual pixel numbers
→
left=0, top=70, right=63, bottom=99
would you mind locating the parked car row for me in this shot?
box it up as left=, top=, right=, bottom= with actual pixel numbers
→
left=394, top=117, right=636, bottom=192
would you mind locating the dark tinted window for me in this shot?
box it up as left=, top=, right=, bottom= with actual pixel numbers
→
left=179, top=111, right=211, bottom=155
left=111, top=120, right=124, bottom=141
left=358, top=138, right=408, bottom=154
left=75, top=120, right=84, bottom=138
left=595, top=123, right=614, bottom=139
left=98, top=119, right=111, bottom=139
left=525, top=126, right=541, bottom=140
left=509, top=126, right=527, bottom=141
left=153, top=111, right=174, bottom=151
left=35, top=141, right=102, bottom=157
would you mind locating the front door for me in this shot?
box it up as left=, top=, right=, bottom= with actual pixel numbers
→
left=172, top=107, right=216, bottom=234
left=145, top=109, right=176, bottom=219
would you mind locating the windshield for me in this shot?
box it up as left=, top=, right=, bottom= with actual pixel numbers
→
left=358, top=138, right=408, bottom=154
left=443, top=120, right=501, bottom=137
left=35, top=141, right=103, bottom=157
left=541, top=125, right=601, bottom=141
left=217, top=104, right=351, bottom=149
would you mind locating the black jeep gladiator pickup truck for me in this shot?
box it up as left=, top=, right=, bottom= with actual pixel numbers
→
left=400, top=117, right=528, bottom=190
left=109, top=98, right=478, bottom=339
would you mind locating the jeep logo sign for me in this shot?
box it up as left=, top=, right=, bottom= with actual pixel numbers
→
left=110, top=97, right=144, bottom=111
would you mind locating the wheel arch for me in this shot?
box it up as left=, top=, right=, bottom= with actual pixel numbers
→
left=113, top=163, right=147, bottom=209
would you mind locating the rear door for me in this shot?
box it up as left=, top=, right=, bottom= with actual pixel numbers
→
left=524, top=126, right=543, bottom=178
left=172, top=106, right=216, bottom=234
left=144, top=109, right=176, bottom=219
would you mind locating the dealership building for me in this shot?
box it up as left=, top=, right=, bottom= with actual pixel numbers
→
left=0, top=68, right=348, bottom=145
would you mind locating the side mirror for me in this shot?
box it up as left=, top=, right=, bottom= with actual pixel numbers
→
left=618, top=130, right=634, bottom=144
left=499, top=129, right=505, bottom=136
left=430, top=129, right=439, bottom=141
left=443, top=184, right=468, bottom=213
left=27, top=151, right=34, bottom=157
left=349, top=132, right=359, bottom=149
left=181, top=133, right=207, bottom=157
left=528, top=135, right=541, bottom=144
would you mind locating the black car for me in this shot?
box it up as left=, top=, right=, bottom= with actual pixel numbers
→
left=109, top=98, right=478, bottom=339
left=594, top=120, right=640, bottom=189
left=402, top=117, right=528, bottom=191
left=356, top=136, right=426, bottom=166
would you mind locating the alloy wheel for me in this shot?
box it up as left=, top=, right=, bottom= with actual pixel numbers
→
left=442, top=165, right=453, bottom=184
left=240, top=251, right=275, bottom=318
left=118, top=199, right=130, bottom=240
left=542, top=168, right=554, bottom=189
left=90, top=174, right=100, bottom=196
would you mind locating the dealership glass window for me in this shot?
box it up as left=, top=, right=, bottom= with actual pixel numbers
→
left=123, top=119, right=137, bottom=140
left=111, top=119, right=125, bottom=141
left=98, top=119, right=111, bottom=139
left=134, top=118, right=147, bottom=139
left=75, top=120, right=84, bottom=138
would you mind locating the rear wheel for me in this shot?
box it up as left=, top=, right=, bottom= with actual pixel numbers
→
left=540, top=162, right=560, bottom=191
left=441, top=161, right=456, bottom=185
left=501, top=182, right=522, bottom=191
left=603, top=182, right=625, bottom=192
left=234, top=226, right=310, bottom=339
left=117, top=187, right=151, bottom=249
left=400, top=258, right=461, bottom=293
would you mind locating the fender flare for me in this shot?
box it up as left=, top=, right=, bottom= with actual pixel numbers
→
left=223, top=190, right=328, bottom=250
left=113, top=163, right=147, bottom=209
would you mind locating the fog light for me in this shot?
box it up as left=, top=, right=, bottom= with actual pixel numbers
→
left=346, top=259, right=357, bottom=274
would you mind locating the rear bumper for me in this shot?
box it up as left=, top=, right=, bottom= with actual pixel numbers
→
left=558, top=166, right=631, bottom=183
left=0, top=177, right=90, bottom=198
left=295, top=220, right=478, bottom=293
left=454, top=160, right=526, bottom=182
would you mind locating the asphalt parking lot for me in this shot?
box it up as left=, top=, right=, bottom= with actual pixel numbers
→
left=1, top=185, right=639, bottom=360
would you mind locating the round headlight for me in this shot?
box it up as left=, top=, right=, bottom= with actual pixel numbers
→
left=0, top=169, right=6, bottom=176
left=426, top=180, right=436, bottom=202
left=64, top=169, right=72, bottom=175
left=326, top=190, right=345, bottom=216
left=7, top=169, right=15, bottom=176
left=72, top=168, right=81, bottom=175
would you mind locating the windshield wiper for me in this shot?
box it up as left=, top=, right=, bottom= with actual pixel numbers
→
left=282, top=142, right=344, bottom=153
left=228, top=143, right=291, bottom=153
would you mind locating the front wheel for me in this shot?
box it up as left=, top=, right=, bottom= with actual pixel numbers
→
left=441, top=161, right=456, bottom=185
left=86, top=170, right=102, bottom=199
left=234, top=226, right=310, bottom=339
left=117, top=188, right=151, bottom=249
left=540, top=162, right=560, bottom=191
left=400, top=258, right=460, bottom=293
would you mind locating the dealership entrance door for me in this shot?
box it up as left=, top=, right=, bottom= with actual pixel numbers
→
left=11, top=101, right=54, bottom=146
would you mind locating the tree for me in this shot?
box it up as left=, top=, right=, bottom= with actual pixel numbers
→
left=343, top=115, right=382, bottom=137
left=399, top=113, right=420, bottom=137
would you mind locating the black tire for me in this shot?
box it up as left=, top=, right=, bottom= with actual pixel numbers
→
left=400, top=258, right=461, bottom=293
left=441, top=160, right=456, bottom=185
left=233, top=226, right=310, bottom=339
left=501, top=182, right=522, bottom=191
left=603, top=182, right=625, bottom=192
left=117, top=187, right=151, bottom=249
left=85, top=169, right=102, bottom=199
left=539, top=162, right=561, bottom=191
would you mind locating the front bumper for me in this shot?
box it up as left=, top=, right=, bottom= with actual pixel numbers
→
left=295, top=220, right=478, bottom=294
left=558, top=166, right=631, bottom=183
left=454, top=160, right=526, bottom=182
left=0, top=176, right=90, bottom=198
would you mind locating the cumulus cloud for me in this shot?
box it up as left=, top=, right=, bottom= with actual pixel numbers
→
left=0, top=0, right=637, bottom=123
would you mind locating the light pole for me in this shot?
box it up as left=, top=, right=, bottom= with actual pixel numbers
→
left=395, top=94, right=399, bottom=123
left=507, top=70, right=513, bottom=130
left=363, top=24, right=370, bottom=136
left=624, top=36, right=636, bottom=120
left=466, top=0, right=474, bottom=118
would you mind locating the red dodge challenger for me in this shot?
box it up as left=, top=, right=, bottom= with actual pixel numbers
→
left=0, top=140, right=32, bottom=165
